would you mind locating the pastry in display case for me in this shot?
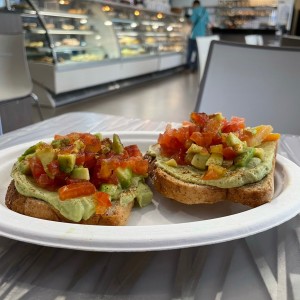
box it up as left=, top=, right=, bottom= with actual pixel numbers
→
left=13, top=0, right=119, bottom=64
left=6, top=0, right=187, bottom=107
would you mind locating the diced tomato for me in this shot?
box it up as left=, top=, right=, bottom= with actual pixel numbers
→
left=190, top=132, right=212, bottom=148
left=82, top=135, right=102, bottom=153
left=84, top=153, right=97, bottom=169
left=29, top=157, right=46, bottom=180
left=47, top=160, right=61, bottom=177
left=222, top=117, right=245, bottom=133
left=75, top=152, right=85, bottom=166
left=58, top=181, right=96, bottom=200
left=223, top=147, right=238, bottom=160
left=125, top=145, right=143, bottom=157
left=190, top=112, right=209, bottom=127
left=94, top=192, right=112, bottom=215
left=129, top=157, right=149, bottom=175
left=36, top=173, right=55, bottom=188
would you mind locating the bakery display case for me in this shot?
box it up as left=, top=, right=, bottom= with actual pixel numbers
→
left=8, top=0, right=187, bottom=107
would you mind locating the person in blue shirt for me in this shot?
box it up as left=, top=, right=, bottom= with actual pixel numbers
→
left=186, top=0, right=210, bottom=72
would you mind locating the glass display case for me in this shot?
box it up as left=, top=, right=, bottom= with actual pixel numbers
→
left=214, top=0, right=278, bottom=29
left=7, top=0, right=187, bottom=107
left=11, top=0, right=120, bottom=65
left=100, top=3, right=186, bottom=57
left=12, top=0, right=186, bottom=64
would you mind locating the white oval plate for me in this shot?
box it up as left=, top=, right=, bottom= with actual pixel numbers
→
left=0, top=132, right=299, bottom=252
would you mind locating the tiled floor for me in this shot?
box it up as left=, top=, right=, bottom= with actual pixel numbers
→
left=38, top=71, right=200, bottom=124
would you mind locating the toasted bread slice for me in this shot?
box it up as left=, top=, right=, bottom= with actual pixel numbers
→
left=5, top=181, right=134, bottom=225
left=148, top=149, right=276, bottom=208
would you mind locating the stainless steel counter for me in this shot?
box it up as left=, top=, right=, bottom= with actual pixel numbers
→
left=0, top=112, right=299, bottom=300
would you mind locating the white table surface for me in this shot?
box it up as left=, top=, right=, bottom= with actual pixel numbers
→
left=0, top=112, right=299, bottom=300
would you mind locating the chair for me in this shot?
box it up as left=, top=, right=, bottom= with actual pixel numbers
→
left=280, top=35, right=300, bottom=48
left=196, top=35, right=220, bottom=82
left=195, top=41, right=300, bottom=134
left=0, top=12, right=43, bottom=134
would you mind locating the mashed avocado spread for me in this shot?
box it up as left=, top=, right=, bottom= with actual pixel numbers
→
left=12, top=166, right=96, bottom=222
left=149, top=141, right=276, bottom=189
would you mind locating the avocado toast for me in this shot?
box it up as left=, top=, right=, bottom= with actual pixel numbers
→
left=146, top=112, right=280, bottom=207
left=6, top=132, right=153, bottom=225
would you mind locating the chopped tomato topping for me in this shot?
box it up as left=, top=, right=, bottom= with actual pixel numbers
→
left=58, top=182, right=96, bottom=200
left=222, top=116, right=245, bottom=133
left=222, top=147, right=238, bottom=160
left=94, top=192, right=112, bottom=215
left=125, top=145, right=143, bottom=157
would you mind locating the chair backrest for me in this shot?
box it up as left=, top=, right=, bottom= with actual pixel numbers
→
left=0, top=12, right=40, bottom=134
left=0, top=12, right=32, bottom=101
left=280, top=35, right=300, bottom=48
left=195, top=41, right=300, bottom=134
left=196, top=35, right=220, bottom=82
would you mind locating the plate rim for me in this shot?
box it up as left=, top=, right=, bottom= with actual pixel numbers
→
left=0, top=131, right=299, bottom=252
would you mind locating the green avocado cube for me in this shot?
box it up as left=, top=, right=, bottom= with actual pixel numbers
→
left=226, top=132, right=247, bottom=154
left=58, top=154, right=76, bottom=173
left=120, top=189, right=136, bottom=206
left=18, top=159, right=31, bottom=175
left=70, top=167, right=90, bottom=180
left=187, top=143, right=205, bottom=154
left=116, top=167, right=132, bottom=189
left=234, top=148, right=255, bottom=167
left=206, top=153, right=223, bottom=166
left=100, top=183, right=120, bottom=199
left=136, top=182, right=153, bottom=207
left=112, top=134, right=124, bottom=154
left=36, top=147, right=56, bottom=177
left=191, top=152, right=210, bottom=170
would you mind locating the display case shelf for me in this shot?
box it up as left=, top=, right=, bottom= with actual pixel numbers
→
left=7, top=0, right=187, bottom=107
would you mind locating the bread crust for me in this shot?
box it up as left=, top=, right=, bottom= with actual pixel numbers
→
left=148, top=150, right=276, bottom=208
left=5, top=181, right=134, bottom=225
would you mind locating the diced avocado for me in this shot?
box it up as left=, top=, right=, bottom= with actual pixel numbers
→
left=211, top=112, right=225, bottom=121
left=234, top=148, right=255, bottom=167
left=36, top=147, right=56, bottom=177
left=51, top=138, right=70, bottom=149
left=94, top=133, right=103, bottom=141
left=100, top=183, right=120, bottom=199
left=254, top=147, right=265, bottom=160
left=18, top=143, right=40, bottom=161
left=70, top=167, right=90, bottom=180
left=136, top=182, right=153, bottom=207
left=187, top=143, right=206, bottom=154
left=116, top=167, right=132, bottom=189
left=112, top=134, right=124, bottom=154
left=18, top=160, right=31, bottom=175
left=226, top=133, right=247, bottom=154
left=73, top=140, right=85, bottom=152
left=120, top=189, right=136, bottom=206
left=191, top=152, right=210, bottom=170
left=58, top=154, right=76, bottom=173
left=165, top=158, right=178, bottom=167
left=206, top=153, right=223, bottom=166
